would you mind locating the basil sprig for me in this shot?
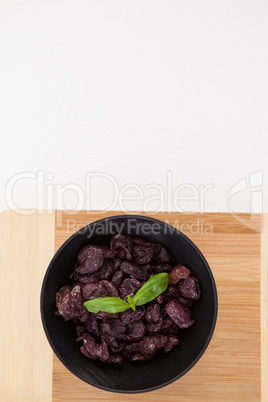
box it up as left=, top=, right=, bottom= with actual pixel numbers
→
left=83, top=272, right=169, bottom=314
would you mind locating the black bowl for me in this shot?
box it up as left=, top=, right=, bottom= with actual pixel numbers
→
left=40, top=215, right=217, bottom=393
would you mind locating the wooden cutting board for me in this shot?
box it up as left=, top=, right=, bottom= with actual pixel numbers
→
left=1, top=211, right=267, bottom=402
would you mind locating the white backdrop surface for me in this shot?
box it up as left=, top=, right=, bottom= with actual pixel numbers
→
left=0, top=1, right=267, bottom=213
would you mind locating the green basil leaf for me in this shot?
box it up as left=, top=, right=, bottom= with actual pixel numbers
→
left=83, top=273, right=169, bottom=314
left=127, top=296, right=136, bottom=311
left=132, top=273, right=169, bottom=306
left=83, top=297, right=130, bottom=313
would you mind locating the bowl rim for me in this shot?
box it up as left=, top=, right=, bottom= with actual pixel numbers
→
left=40, top=214, right=218, bottom=394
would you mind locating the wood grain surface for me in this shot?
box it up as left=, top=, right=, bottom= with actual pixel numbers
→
left=0, top=211, right=265, bottom=401
left=0, top=210, right=55, bottom=401
left=53, top=212, right=262, bottom=402
left=261, top=214, right=268, bottom=401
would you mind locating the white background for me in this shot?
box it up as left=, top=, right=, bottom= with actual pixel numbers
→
left=1, top=0, right=267, bottom=213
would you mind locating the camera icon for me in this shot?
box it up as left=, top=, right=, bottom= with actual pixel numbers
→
left=228, top=170, right=263, bottom=232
